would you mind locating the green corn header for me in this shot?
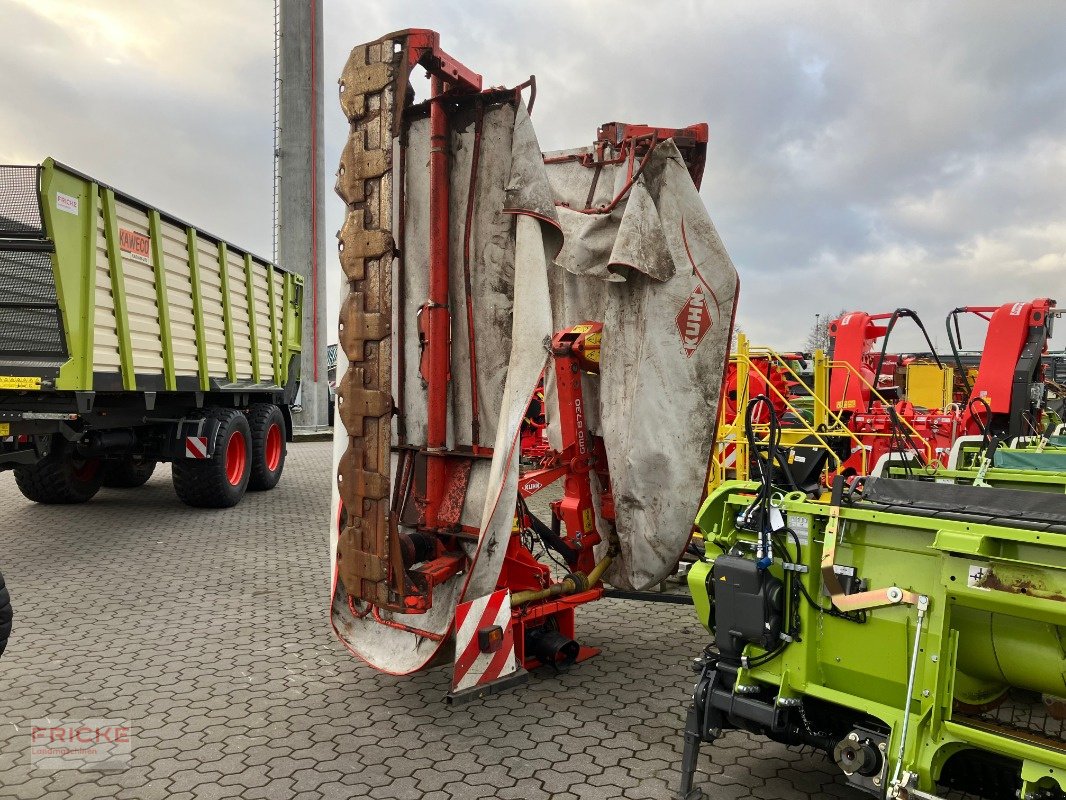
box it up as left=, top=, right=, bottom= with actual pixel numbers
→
left=681, top=475, right=1066, bottom=799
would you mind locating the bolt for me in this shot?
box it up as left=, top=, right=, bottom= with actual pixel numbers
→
left=931, top=655, right=939, bottom=662
left=922, top=689, right=931, bottom=698
left=873, top=777, right=881, bottom=787
left=878, top=742, right=887, bottom=752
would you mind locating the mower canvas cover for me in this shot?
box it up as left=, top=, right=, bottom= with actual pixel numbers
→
left=329, top=31, right=738, bottom=674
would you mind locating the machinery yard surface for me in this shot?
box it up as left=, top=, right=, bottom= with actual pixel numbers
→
left=0, top=441, right=863, bottom=800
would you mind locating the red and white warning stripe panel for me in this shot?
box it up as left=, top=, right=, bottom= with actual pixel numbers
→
left=452, top=589, right=517, bottom=694
left=185, top=436, right=209, bottom=459
left=719, top=432, right=737, bottom=468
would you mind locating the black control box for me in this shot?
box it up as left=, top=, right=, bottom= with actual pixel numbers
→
left=711, top=555, right=783, bottom=659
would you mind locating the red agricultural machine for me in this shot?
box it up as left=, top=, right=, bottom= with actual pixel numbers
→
left=827, top=299, right=1057, bottom=478
left=329, top=29, right=737, bottom=698
left=713, top=299, right=1057, bottom=495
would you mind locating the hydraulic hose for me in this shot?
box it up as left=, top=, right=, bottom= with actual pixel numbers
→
left=868, top=308, right=943, bottom=412
left=946, top=308, right=974, bottom=396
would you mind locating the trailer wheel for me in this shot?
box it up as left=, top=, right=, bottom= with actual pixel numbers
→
left=172, top=408, right=252, bottom=508
left=102, top=457, right=157, bottom=488
left=0, top=568, right=11, bottom=659
left=246, top=404, right=286, bottom=491
left=13, top=438, right=103, bottom=504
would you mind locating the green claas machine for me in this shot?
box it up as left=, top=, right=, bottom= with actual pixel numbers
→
left=879, top=434, right=1066, bottom=494
left=0, top=159, right=302, bottom=507
left=680, top=444, right=1066, bottom=800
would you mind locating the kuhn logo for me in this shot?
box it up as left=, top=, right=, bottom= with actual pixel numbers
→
left=521, top=479, right=542, bottom=494
left=676, top=284, right=712, bottom=358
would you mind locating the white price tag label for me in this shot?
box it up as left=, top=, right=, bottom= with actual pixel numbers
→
left=56, top=192, right=79, bottom=215
left=770, top=507, right=785, bottom=532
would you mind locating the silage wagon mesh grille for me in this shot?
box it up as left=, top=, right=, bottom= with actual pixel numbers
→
left=0, top=166, right=44, bottom=238
left=0, top=246, right=64, bottom=358
left=0, top=305, right=64, bottom=357
left=0, top=248, right=58, bottom=305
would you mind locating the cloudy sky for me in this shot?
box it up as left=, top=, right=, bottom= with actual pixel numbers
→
left=3, top=0, right=1064, bottom=351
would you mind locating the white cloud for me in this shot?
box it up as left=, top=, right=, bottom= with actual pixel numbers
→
left=1, top=0, right=1064, bottom=355
left=0, top=0, right=274, bottom=255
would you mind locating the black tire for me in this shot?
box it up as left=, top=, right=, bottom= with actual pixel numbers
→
left=13, top=437, right=103, bottom=504
left=0, top=569, right=11, bottom=659
left=246, top=403, right=286, bottom=491
left=172, top=408, right=252, bottom=508
left=102, top=457, right=157, bottom=488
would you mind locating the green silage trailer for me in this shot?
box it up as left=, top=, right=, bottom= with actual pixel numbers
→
left=0, top=159, right=302, bottom=508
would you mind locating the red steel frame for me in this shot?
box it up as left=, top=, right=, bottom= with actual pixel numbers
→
left=511, top=322, right=613, bottom=669
left=819, top=299, right=1057, bottom=481
left=380, top=33, right=537, bottom=615
left=355, top=41, right=713, bottom=664
left=415, top=32, right=482, bottom=530
left=519, top=324, right=612, bottom=572
left=424, top=72, right=452, bottom=529
left=377, top=33, right=483, bottom=615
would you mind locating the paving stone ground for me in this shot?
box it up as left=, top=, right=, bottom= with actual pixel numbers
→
left=0, top=441, right=862, bottom=799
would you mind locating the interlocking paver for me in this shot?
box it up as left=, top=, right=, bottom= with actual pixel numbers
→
left=0, top=441, right=877, bottom=800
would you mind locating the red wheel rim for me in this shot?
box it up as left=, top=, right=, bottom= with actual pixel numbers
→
left=73, top=458, right=100, bottom=482
left=225, top=431, right=247, bottom=486
left=265, top=423, right=283, bottom=472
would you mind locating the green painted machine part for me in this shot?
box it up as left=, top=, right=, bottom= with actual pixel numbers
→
left=0, top=160, right=303, bottom=507
left=2, top=159, right=302, bottom=393
left=680, top=476, right=1066, bottom=800
left=884, top=436, right=1066, bottom=493
left=887, top=463, right=1066, bottom=494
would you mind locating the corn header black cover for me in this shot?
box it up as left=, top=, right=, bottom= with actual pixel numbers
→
left=860, top=476, right=1066, bottom=532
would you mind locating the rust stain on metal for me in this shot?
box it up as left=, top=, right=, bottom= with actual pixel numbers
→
left=958, top=714, right=1066, bottom=754
left=977, top=571, right=1066, bottom=602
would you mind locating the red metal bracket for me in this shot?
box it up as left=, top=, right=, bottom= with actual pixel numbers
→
left=598, top=122, right=709, bottom=188
left=403, top=29, right=483, bottom=91
left=545, top=120, right=710, bottom=207
left=519, top=322, right=611, bottom=573
left=511, top=589, right=604, bottom=670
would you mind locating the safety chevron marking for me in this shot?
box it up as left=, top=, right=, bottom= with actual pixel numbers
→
left=452, top=589, right=516, bottom=693
left=719, top=432, right=737, bottom=468
left=185, top=436, right=209, bottom=459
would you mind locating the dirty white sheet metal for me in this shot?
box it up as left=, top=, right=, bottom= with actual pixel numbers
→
left=542, top=141, right=739, bottom=590
left=330, top=94, right=559, bottom=674
left=330, top=37, right=736, bottom=675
